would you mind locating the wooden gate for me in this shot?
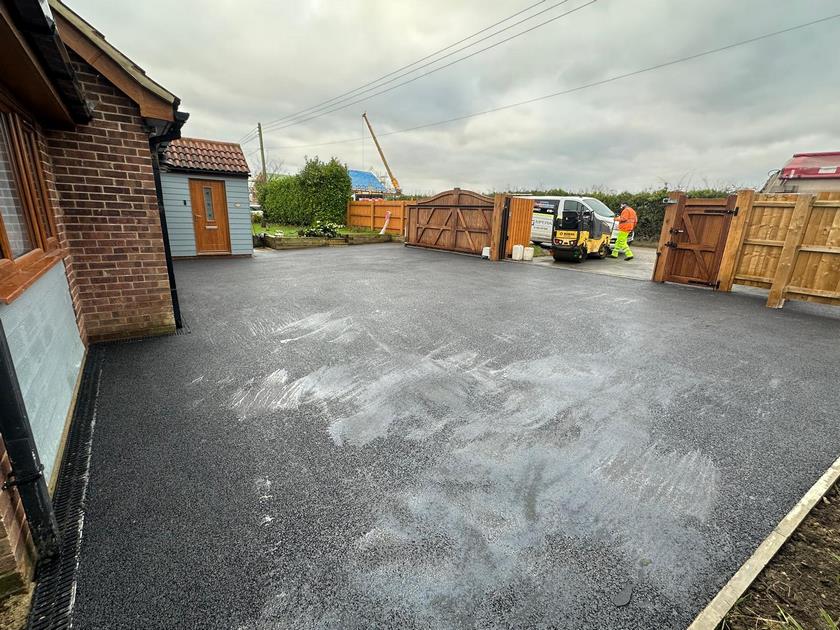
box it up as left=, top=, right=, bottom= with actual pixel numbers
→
left=505, top=196, right=535, bottom=256
left=653, top=193, right=736, bottom=286
left=406, top=189, right=494, bottom=256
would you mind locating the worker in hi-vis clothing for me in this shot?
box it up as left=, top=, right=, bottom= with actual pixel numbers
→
left=611, top=202, right=638, bottom=260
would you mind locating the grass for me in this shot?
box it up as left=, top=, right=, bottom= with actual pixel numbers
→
left=722, top=604, right=839, bottom=630
left=252, top=223, right=380, bottom=237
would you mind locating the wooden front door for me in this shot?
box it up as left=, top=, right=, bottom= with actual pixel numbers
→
left=190, top=179, right=230, bottom=254
left=663, top=195, right=736, bottom=287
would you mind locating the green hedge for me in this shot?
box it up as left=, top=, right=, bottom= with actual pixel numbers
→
left=259, top=175, right=308, bottom=225
left=511, top=187, right=733, bottom=242
left=258, top=157, right=352, bottom=225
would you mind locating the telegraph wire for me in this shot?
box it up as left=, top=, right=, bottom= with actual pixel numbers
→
left=259, top=0, right=594, bottom=135
left=239, top=0, right=580, bottom=143
left=258, top=14, right=840, bottom=150
left=258, top=0, right=551, bottom=129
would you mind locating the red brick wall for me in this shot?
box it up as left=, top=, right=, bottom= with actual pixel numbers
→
left=46, top=52, right=174, bottom=342
left=0, top=437, right=35, bottom=597
left=34, top=129, right=88, bottom=343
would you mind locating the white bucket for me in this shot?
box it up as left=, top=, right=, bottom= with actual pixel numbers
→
left=481, top=246, right=491, bottom=259
left=512, top=244, right=525, bottom=261
left=523, top=247, right=534, bottom=261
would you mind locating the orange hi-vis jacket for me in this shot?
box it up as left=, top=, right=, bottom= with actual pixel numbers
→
left=617, top=206, right=638, bottom=233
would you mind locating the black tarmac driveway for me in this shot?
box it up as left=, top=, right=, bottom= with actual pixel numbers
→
left=67, top=244, right=839, bottom=629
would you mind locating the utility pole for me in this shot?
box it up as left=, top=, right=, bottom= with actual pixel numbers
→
left=257, top=122, right=267, bottom=180
left=257, top=122, right=267, bottom=228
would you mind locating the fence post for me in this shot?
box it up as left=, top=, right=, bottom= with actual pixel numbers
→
left=652, top=191, right=683, bottom=282
left=716, top=189, right=755, bottom=292
left=403, top=205, right=417, bottom=245
left=766, top=193, right=814, bottom=308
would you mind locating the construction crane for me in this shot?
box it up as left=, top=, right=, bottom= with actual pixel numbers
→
left=362, top=112, right=401, bottom=195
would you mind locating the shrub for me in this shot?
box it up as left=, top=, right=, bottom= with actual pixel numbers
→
left=298, top=221, right=342, bottom=239
left=260, top=157, right=352, bottom=226
left=260, top=175, right=310, bottom=225
left=298, top=157, right=352, bottom=224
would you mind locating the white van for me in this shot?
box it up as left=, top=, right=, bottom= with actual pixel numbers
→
left=524, top=196, right=633, bottom=250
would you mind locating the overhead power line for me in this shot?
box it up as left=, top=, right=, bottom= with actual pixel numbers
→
left=259, top=13, right=840, bottom=151
left=238, top=0, right=553, bottom=145
left=259, top=0, right=595, bottom=135
left=261, top=0, right=552, bottom=129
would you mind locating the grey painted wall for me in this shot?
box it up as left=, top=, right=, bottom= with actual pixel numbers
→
left=160, top=172, right=252, bottom=257
left=0, top=261, right=84, bottom=483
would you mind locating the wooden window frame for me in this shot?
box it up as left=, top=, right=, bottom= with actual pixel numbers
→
left=0, top=95, right=63, bottom=304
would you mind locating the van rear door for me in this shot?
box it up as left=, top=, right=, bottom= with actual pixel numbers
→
left=530, top=199, right=560, bottom=244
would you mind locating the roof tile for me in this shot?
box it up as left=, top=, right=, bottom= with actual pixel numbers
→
left=162, top=138, right=250, bottom=176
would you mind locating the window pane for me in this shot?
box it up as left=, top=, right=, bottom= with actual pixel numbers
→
left=583, top=197, right=615, bottom=218
left=23, top=131, right=52, bottom=240
left=0, top=125, right=33, bottom=258
left=203, top=187, right=214, bottom=221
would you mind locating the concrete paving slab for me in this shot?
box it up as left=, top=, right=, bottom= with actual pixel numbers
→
left=529, top=246, right=656, bottom=281
left=68, top=243, right=840, bottom=629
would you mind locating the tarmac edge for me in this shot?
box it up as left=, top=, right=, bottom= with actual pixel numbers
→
left=688, top=454, right=840, bottom=629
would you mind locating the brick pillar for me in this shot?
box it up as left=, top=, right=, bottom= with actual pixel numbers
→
left=0, top=437, right=35, bottom=597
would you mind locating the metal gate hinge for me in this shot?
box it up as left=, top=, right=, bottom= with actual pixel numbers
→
left=665, top=241, right=678, bottom=249
left=724, top=207, right=739, bottom=216
left=669, top=228, right=685, bottom=234
left=2, top=465, right=44, bottom=491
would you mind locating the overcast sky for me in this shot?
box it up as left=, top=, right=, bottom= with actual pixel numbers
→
left=67, top=0, right=839, bottom=194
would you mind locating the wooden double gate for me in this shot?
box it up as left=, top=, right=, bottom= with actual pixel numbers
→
left=654, top=190, right=840, bottom=309
left=406, top=189, right=533, bottom=260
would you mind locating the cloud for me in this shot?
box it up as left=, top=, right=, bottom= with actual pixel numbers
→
left=67, top=0, right=840, bottom=192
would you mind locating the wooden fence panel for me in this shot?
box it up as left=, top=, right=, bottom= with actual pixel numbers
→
left=505, top=197, right=535, bottom=256
left=729, top=194, right=798, bottom=288
left=669, top=190, right=840, bottom=309
left=347, top=200, right=408, bottom=234
left=779, top=192, right=840, bottom=307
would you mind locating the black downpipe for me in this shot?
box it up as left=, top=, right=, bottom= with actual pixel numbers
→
left=148, top=146, right=182, bottom=329
left=147, top=110, right=188, bottom=330
left=0, top=321, right=59, bottom=560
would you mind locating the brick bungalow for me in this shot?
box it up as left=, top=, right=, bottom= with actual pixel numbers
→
left=0, top=0, right=187, bottom=595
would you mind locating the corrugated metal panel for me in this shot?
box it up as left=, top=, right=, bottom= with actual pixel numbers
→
left=161, top=172, right=252, bottom=257
left=0, top=261, right=84, bottom=482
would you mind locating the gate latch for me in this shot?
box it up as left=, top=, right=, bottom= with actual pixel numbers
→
left=664, top=241, right=678, bottom=249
